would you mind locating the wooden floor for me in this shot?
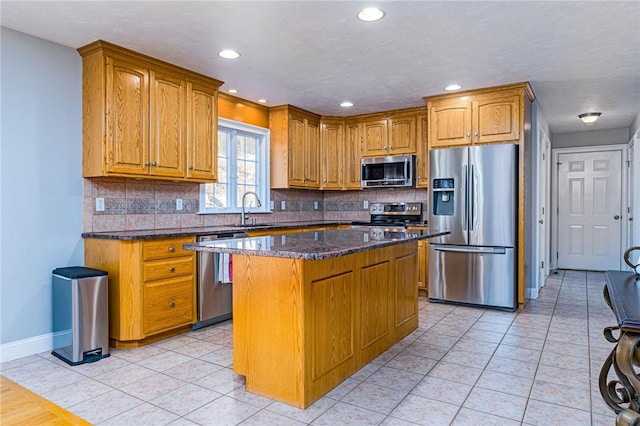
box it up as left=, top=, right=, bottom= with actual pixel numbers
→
left=0, top=375, right=90, bottom=426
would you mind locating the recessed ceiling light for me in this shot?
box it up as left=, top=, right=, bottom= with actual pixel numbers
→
left=578, top=112, right=601, bottom=124
left=257, top=99, right=268, bottom=103
left=218, top=49, right=240, bottom=59
left=357, top=8, right=385, bottom=22
left=340, top=101, right=354, bottom=107
left=227, top=89, right=238, bottom=94
left=445, top=84, right=462, bottom=91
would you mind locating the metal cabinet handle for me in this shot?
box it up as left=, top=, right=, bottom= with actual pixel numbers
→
left=538, top=219, right=544, bottom=224
left=168, top=246, right=176, bottom=252
left=169, top=267, right=175, bottom=272
left=466, top=133, right=471, bottom=137
left=168, top=301, right=176, bottom=308
left=614, top=215, right=621, bottom=220
left=630, top=217, right=634, bottom=221
left=145, top=161, right=151, bottom=166
left=151, top=161, right=157, bottom=167
left=189, top=165, right=194, bottom=170
left=474, top=132, right=479, bottom=136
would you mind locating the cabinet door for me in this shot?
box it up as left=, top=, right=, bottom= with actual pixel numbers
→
left=388, top=114, right=417, bottom=154
left=187, top=81, right=217, bottom=181
left=473, top=95, right=520, bottom=144
left=288, top=114, right=307, bottom=186
left=415, top=113, right=429, bottom=188
left=429, top=101, right=471, bottom=148
left=321, top=121, right=344, bottom=189
left=143, top=276, right=194, bottom=334
left=345, top=122, right=362, bottom=189
left=149, top=70, right=186, bottom=178
left=105, top=56, right=149, bottom=175
left=417, top=240, right=427, bottom=293
left=362, top=119, right=388, bottom=156
left=305, top=118, right=321, bottom=188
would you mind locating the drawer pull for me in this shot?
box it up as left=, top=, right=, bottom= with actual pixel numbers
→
left=168, top=246, right=176, bottom=253
left=168, top=301, right=176, bottom=308
left=169, top=267, right=175, bottom=272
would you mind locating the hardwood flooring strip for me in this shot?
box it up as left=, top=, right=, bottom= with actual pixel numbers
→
left=0, top=375, right=91, bottom=426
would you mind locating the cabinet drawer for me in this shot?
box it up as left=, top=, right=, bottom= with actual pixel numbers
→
left=143, top=276, right=194, bottom=334
left=144, top=255, right=194, bottom=281
left=143, top=237, right=194, bottom=261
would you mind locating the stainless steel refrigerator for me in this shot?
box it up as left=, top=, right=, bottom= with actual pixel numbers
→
left=428, top=144, right=517, bottom=310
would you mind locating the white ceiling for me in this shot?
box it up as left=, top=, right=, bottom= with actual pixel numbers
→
left=1, top=1, right=639, bottom=134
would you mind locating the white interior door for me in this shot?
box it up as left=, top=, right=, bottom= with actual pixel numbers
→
left=629, top=141, right=635, bottom=254
left=557, top=150, right=623, bottom=270
left=536, top=133, right=551, bottom=288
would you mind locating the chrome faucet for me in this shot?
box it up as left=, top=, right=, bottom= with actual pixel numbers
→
left=240, top=191, right=262, bottom=226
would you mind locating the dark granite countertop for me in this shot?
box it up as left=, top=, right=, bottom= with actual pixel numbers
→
left=183, top=228, right=449, bottom=260
left=81, top=221, right=351, bottom=240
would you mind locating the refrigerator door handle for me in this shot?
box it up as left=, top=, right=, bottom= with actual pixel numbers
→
left=432, top=244, right=507, bottom=255
left=470, top=165, right=476, bottom=231
left=463, top=165, right=468, bottom=231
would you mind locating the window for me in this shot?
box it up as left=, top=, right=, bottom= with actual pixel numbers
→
left=200, top=118, right=270, bottom=213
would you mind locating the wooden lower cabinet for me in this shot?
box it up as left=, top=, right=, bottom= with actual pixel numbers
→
left=84, top=236, right=196, bottom=347
left=233, top=242, right=418, bottom=408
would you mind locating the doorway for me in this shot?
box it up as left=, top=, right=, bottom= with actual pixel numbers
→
left=552, top=145, right=628, bottom=271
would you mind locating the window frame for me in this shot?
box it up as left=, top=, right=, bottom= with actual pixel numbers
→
left=199, top=118, right=271, bottom=214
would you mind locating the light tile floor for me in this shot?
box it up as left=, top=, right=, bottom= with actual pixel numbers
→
left=1, top=270, right=620, bottom=425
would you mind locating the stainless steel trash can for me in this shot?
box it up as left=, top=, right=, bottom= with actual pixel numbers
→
left=52, top=266, right=109, bottom=365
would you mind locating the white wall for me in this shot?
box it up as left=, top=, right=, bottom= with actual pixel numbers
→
left=0, top=28, right=83, bottom=361
left=552, top=127, right=630, bottom=149
left=630, top=111, right=640, bottom=139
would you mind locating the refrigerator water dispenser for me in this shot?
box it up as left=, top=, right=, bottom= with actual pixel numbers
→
left=432, top=178, right=454, bottom=216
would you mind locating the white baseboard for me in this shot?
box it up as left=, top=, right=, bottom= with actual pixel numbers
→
left=0, top=330, right=71, bottom=363
left=525, top=287, right=539, bottom=299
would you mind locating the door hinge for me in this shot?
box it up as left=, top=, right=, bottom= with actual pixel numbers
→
left=542, top=153, right=546, bottom=161
left=541, top=261, right=544, bottom=269
left=542, top=207, right=545, bottom=215
left=627, top=160, right=632, bottom=167
left=556, top=252, right=559, bottom=259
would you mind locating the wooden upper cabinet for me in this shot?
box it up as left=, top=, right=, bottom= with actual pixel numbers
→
left=362, top=119, right=388, bottom=156
left=186, top=81, right=218, bottom=181
left=345, top=122, right=362, bottom=189
left=425, top=82, right=534, bottom=149
left=105, top=57, right=149, bottom=175
left=320, top=120, right=344, bottom=190
left=269, top=105, right=321, bottom=189
left=361, top=108, right=423, bottom=157
left=388, top=114, right=417, bottom=154
left=78, top=40, right=222, bottom=183
left=428, top=100, right=472, bottom=148
left=473, top=95, right=519, bottom=144
left=149, top=70, right=186, bottom=178
left=415, top=113, right=429, bottom=188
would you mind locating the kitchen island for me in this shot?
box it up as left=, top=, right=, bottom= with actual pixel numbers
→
left=184, top=227, right=447, bottom=408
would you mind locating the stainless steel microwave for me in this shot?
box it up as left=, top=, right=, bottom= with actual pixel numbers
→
left=361, top=154, right=415, bottom=188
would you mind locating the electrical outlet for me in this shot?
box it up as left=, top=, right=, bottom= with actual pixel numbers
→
left=95, top=198, right=105, bottom=212
left=176, top=198, right=183, bottom=211
left=363, top=200, right=369, bottom=209
left=270, top=201, right=275, bottom=210
left=281, top=200, right=286, bottom=210
left=313, top=201, right=319, bottom=210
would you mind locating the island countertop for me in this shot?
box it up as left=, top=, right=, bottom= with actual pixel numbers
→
left=183, top=228, right=448, bottom=260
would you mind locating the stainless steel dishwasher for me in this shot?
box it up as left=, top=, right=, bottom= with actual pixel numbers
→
left=193, top=232, right=247, bottom=330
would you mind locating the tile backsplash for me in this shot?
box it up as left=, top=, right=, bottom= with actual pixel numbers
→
left=83, top=178, right=428, bottom=232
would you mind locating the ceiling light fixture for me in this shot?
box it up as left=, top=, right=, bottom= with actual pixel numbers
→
left=357, top=7, right=385, bottom=22
left=445, top=84, right=462, bottom=91
left=227, top=89, right=238, bottom=94
left=218, top=49, right=240, bottom=59
left=578, top=112, right=601, bottom=124
left=340, top=101, right=354, bottom=107
left=257, top=99, right=268, bottom=103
